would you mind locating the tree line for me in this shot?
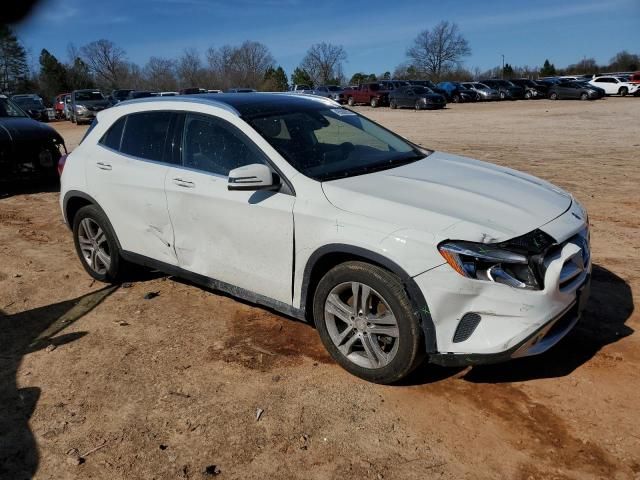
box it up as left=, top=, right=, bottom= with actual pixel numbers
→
left=1, top=22, right=638, bottom=105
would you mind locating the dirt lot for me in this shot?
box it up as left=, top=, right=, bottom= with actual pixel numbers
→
left=1, top=98, right=638, bottom=480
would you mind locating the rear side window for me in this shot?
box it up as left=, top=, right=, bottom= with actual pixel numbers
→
left=99, top=116, right=126, bottom=150
left=120, top=112, right=173, bottom=162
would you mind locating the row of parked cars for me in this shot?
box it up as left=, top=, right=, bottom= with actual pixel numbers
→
left=292, top=73, right=640, bottom=109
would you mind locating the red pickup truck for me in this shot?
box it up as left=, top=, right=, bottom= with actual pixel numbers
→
left=345, top=83, right=391, bottom=108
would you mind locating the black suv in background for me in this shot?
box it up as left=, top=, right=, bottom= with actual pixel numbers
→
left=479, top=79, right=525, bottom=100
left=509, top=79, right=548, bottom=99
left=109, top=89, right=134, bottom=105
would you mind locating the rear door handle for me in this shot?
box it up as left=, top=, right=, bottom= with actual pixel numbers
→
left=172, top=178, right=195, bottom=188
left=96, top=161, right=112, bottom=171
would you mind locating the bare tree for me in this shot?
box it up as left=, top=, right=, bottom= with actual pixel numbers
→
left=79, top=39, right=128, bottom=89
left=176, top=48, right=209, bottom=88
left=407, top=21, right=470, bottom=81
left=143, top=57, right=178, bottom=91
left=300, top=42, right=347, bottom=85
left=207, top=41, right=274, bottom=89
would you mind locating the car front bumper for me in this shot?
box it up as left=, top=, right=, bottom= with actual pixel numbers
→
left=416, top=206, right=591, bottom=364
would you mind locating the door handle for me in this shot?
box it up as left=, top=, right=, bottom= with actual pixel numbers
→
left=96, top=161, right=112, bottom=171
left=172, top=178, right=195, bottom=188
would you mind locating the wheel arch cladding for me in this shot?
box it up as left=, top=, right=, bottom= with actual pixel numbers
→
left=300, top=244, right=437, bottom=353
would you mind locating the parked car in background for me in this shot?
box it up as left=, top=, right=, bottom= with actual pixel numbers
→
left=548, top=81, right=601, bottom=100
left=436, top=82, right=477, bottom=103
left=207, top=89, right=222, bottom=93
left=126, top=91, right=156, bottom=100
left=461, top=82, right=501, bottom=101
left=59, top=93, right=591, bottom=384
left=629, top=72, right=640, bottom=84
left=346, top=83, right=391, bottom=107
left=54, top=93, right=70, bottom=119
left=479, top=79, right=525, bottom=100
left=109, top=89, right=134, bottom=105
left=158, top=91, right=179, bottom=96
left=180, top=88, right=207, bottom=95
left=224, top=88, right=258, bottom=93
left=70, top=89, right=110, bottom=124
left=11, top=95, right=49, bottom=122
left=63, top=94, right=72, bottom=120
left=312, top=85, right=345, bottom=103
left=406, top=80, right=448, bottom=97
left=589, top=76, right=639, bottom=96
left=389, top=85, right=446, bottom=110
left=509, top=79, right=547, bottom=99
left=0, top=95, right=66, bottom=180
left=288, top=84, right=314, bottom=94
left=571, top=81, right=605, bottom=98
left=378, top=80, right=410, bottom=91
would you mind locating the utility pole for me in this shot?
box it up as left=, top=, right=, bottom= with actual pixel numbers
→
left=501, top=54, right=505, bottom=79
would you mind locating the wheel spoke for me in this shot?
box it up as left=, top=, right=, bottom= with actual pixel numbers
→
left=367, top=325, right=399, bottom=338
left=350, top=282, right=360, bottom=315
left=94, top=227, right=106, bottom=246
left=370, top=311, right=396, bottom=325
left=325, top=293, right=352, bottom=323
left=361, top=333, right=385, bottom=368
left=96, top=249, right=111, bottom=270
left=334, top=326, right=355, bottom=346
left=359, top=284, right=371, bottom=315
left=337, top=332, right=359, bottom=356
left=90, top=249, right=98, bottom=271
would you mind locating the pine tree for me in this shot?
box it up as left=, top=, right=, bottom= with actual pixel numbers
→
left=291, top=67, right=313, bottom=88
left=39, top=49, right=71, bottom=100
left=540, top=59, right=556, bottom=77
left=0, top=25, right=29, bottom=93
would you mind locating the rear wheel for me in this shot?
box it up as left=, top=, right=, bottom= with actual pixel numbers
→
left=313, top=261, right=425, bottom=384
left=499, top=91, right=506, bottom=100
left=524, top=90, right=532, bottom=99
left=580, top=92, right=589, bottom=100
left=550, top=92, right=559, bottom=100
left=619, top=87, right=628, bottom=97
left=452, top=94, right=461, bottom=103
left=390, top=99, right=397, bottom=109
left=414, top=100, right=422, bottom=110
left=347, top=96, right=355, bottom=107
left=370, top=97, right=378, bottom=108
left=72, top=205, right=125, bottom=283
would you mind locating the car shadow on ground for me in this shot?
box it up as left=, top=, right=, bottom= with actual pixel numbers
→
left=0, top=286, right=117, bottom=479
left=405, top=264, right=634, bottom=386
left=0, top=179, right=59, bottom=199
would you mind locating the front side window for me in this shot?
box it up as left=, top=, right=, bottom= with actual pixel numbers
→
left=248, top=107, right=424, bottom=181
left=120, top=112, right=173, bottom=162
left=0, top=98, right=27, bottom=117
left=182, top=114, right=265, bottom=176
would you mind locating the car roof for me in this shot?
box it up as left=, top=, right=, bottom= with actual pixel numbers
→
left=117, top=92, right=339, bottom=117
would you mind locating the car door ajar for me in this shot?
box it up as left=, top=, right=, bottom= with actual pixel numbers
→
left=164, top=113, right=296, bottom=305
left=88, top=111, right=179, bottom=265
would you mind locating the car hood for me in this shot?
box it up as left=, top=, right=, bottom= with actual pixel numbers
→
left=77, top=99, right=110, bottom=108
left=321, top=151, right=572, bottom=243
left=0, top=117, right=64, bottom=144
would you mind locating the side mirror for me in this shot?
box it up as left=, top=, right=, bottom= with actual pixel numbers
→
left=228, top=163, right=279, bottom=191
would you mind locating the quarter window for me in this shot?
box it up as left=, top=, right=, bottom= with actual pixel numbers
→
left=120, top=112, right=173, bottom=162
left=182, top=114, right=265, bottom=176
left=99, top=116, right=125, bottom=150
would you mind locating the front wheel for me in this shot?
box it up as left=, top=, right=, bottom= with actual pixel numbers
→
left=313, top=261, right=425, bottom=384
left=550, top=92, right=559, bottom=100
left=390, top=99, right=397, bottom=109
left=525, top=90, right=532, bottom=99
left=619, top=87, right=628, bottom=97
left=347, top=96, right=355, bottom=107
left=452, top=94, right=461, bottom=103
left=370, top=97, right=378, bottom=108
left=580, top=92, right=589, bottom=100
left=499, top=91, right=506, bottom=100
left=414, top=100, right=422, bottom=110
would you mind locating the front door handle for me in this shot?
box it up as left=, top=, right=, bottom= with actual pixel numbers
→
left=172, top=178, right=195, bottom=188
left=96, top=161, right=112, bottom=171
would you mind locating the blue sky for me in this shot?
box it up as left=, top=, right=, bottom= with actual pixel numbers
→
left=16, top=0, right=640, bottom=77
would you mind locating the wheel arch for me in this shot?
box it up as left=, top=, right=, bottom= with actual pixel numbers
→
left=300, top=244, right=437, bottom=353
left=62, top=191, right=123, bottom=248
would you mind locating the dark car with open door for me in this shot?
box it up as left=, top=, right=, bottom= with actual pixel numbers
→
left=479, top=79, right=525, bottom=99
left=509, top=79, right=548, bottom=99
left=0, top=95, right=66, bottom=181
left=11, top=95, right=49, bottom=121
left=389, top=85, right=446, bottom=110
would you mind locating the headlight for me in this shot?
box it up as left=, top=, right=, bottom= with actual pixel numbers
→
left=438, top=231, right=555, bottom=290
left=76, top=105, right=87, bottom=112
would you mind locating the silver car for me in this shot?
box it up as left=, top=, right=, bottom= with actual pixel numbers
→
left=312, top=85, right=345, bottom=103
left=462, top=82, right=501, bottom=101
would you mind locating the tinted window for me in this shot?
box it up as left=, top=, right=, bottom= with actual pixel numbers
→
left=120, top=112, right=173, bottom=162
left=99, top=116, right=126, bottom=150
left=75, top=91, right=104, bottom=101
left=182, top=114, right=265, bottom=176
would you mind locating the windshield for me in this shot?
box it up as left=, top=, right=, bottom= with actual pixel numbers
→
left=327, top=86, right=341, bottom=91
left=475, top=83, right=490, bottom=89
left=247, top=107, right=424, bottom=181
left=0, top=98, right=28, bottom=117
left=412, top=86, right=430, bottom=94
left=75, top=91, right=104, bottom=101
left=13, top=97, right=44, bottom=109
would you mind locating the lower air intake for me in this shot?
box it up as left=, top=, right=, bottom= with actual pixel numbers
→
left=452, top=313, right=481, bottom=343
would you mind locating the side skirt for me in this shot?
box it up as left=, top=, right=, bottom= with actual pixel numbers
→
left=120, top=250, right=306, bottom=321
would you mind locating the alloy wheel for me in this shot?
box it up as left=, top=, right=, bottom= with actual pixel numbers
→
left=324, top=281, right=400, bottom=369
left=77, top=218, right=111, bottom=275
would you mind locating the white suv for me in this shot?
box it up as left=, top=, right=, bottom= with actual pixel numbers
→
left=589, top=76, right=639, bottom=96
left=60, top=94, right=591, bottom=384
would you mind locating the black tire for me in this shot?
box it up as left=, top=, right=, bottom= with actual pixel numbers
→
left=550, top=92, right=559, bottom=100
left=71, top=114, right=76, bottom=124
left=452, top=94, right=461, bottom=103
left=370, top=97, right=378, bottom=108
left=619, top=87, right=628, bottom=97
left=72, top=205, right=125, bottom=283
left=390, top=99, right=397, bottom=109
left=347, top=96, right=355, bottom=107
left=313, top=261, right=425, bottom=384
left=580, top=92, right=588, bottom=101
left=524, top=90, right=532, bottom=99
left=499, top=91, right=506, bottom=100
left=414, top=100, right=422, bottom=111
